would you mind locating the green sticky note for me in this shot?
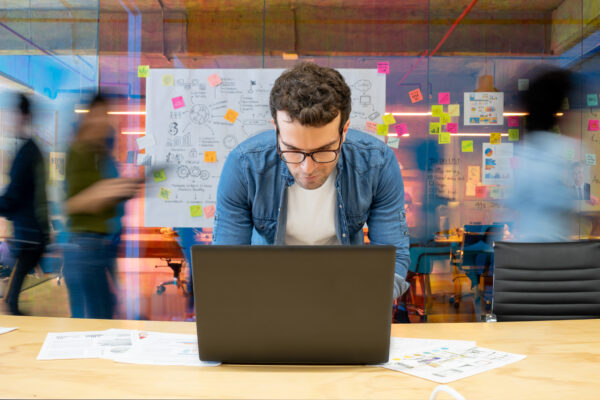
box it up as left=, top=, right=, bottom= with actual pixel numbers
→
left=153, top=169, right=166, bottom=182
left=462, top=140, right=473, bottom=152
left=429, top=122, right=441, bottom=135
left=448, top=104, right=460, bottom=117
left=490, top=187, right=501, bottom=199
left=382, top=114, right=396, bottom=125
left=137, top=65, right=150, bottom=78
left=387, top=137, right=400, bottom=149
left=508, top=129, right=519, bottom=141
left=190, top=205, right=203, bottom=217
left=440, top=113, right=451, bottom=124
left=159, top=187, right=170, bottom=200
left=587, top=94, right=599, bottom=107
left=377, top=123, right=389, bottom=136
left=431, top=105, right=443, bottom=117
left=438, top=131, right=451, bottom=144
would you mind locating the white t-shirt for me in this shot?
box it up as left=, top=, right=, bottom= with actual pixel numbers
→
left=285, top=171, right=339, bottom=245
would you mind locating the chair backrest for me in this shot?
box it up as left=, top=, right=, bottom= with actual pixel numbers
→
left=492, top=241, right=600, bottom=321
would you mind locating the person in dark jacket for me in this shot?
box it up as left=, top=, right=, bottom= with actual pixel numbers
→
left=0, top=93, right=49, bottom=315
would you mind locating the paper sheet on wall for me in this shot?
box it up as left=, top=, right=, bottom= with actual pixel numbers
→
left=144, top=68, right=386, bottom=227
left=464, top=92, right=504, bottom=126
left=380, top=337, right=526, bottom=384
left=482, top=143, right=513, bottom=185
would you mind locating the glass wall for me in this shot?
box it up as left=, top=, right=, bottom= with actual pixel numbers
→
left=2, top=0, right=599, bottom=322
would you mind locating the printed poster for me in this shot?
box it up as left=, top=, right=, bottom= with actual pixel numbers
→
left=464, top=92, right=504, bottom=126
left=482, top=143, right=513, bottom=186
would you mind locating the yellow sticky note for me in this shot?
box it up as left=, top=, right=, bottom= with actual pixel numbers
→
left=162, top=74, right=174, bottom=86
left=429, top=122, right=441, bottom=135
left=377, top=123, right=389, bottom=136
left=382, top=114, right=396, bottom=125
left=190, top=205, right=203, bottom=217
left=440, top=113, right=451, bottom=124
left=204, top=151, right=217, bottom=163
left=224, top=108, right=239, bottom=123
left=490, top=132, right=501, bottom=145
left=431, top=105, right=443, bottom=117
left=462, top=140, right=473, bottom=152
left=438, top=131, right=451, bottom=144
left=153, top=169, right=166, bottom=182
left=137, top=65, right=149, bottom=78
left=561, top=97, right=569, bottom=110
left=159, top=187, right=170, bottom=200
left=508, top=129, right=519, bottom=141
left=448, top=104, right=460, bottom=117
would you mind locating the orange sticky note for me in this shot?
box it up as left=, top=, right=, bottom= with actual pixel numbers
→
left=204, top=151, right=217, bottom=163
left=190, top=205, right=203, bottom=217
left=203, top=205, right=216, bottom=219
left=224, top=109, right=239, bottom=123
left=207, top=73, right=222, bottom=87
left=408, top=88, right=423, bottom=103
left=490, top=132, right=501, bottom=145
left=476, top=186, right=487, bottom=198
left=365, top=121, right=378, bottom=133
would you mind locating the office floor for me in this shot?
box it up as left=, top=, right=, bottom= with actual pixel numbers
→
left=7, top=257, right=479, bottom=323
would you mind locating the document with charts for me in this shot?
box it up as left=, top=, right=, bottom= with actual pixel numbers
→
left=380, top=337, right=526, bottom=383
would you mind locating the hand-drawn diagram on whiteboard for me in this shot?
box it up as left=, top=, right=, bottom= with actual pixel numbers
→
left=144, top=68, right=385, bottom=228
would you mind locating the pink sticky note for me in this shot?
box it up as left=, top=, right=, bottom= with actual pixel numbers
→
left=377, top=62, right=389, bottom=74
left=475, top=186, right=487, bottom=199
left=588, top=120, right=600, bottom=131
left=203, top=205, right=216, bottom=219
left=508, top=116, right=519, bottom=127
left=438, top=92, right=450, bottom=105
left=366, top=121, right=378, bottom=133
left=207, top=73, right=222, bottom=87
left=171, top=96, right=185, bottom=109
left=395, top=123, right=408, bottom=135
left=510, top=157, right=521, bottom=169
left=446, top=122, right=458, bottom=133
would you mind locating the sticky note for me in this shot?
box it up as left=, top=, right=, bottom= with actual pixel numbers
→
left=564, top=148, right=575, bottom=161
left=438, top=131, right=450, bottom=144
left=408, top=88, right=423, bottom=103
left=136, top=135, right=156, bottom=150
left=203, top=205, right=216, bottom=219
left=585, top=154, right=597, bottom=166
left=159, top=187, right=170, bottom=200
left=377, top=124, right=389, bottom=136
left=508, top=129, right=519, bottom=141
left=387, top=137, right=400, bottom=149
left=377, top=62, right=389, bottom=74
left=588, top=120, right=600, bottom=131
left=587, top=94, right=599, bottom=107
left=190, top=205, right=203, bottom=217
left=462, top=140, right=473, bottom=152
left=490, top=132, right=501, bottom=145
left=126, top=150, right=137, bottom=164
left=204, top=151, right=217, bottom=163
left=224, top=108, right=239, bottom=123
left=162, top=74, right=174, bottom=86
left=440, top=113, right=451, bottom=124
left=448, top=104, right=460, bottom=117
left=207, top=73, right=222, bottom=87
left=395, top=123, right=408, bottom=135
left=153, top=169, right=166, bottom=182
left=490, top=187, right=501, bottom=199
left=510, top=157, right=520, bottom=169
left=518, top=79, right=529, bottom=91
left=429, top=122, right=441, bottom=135
left=508, top=116, right=519, bottom=127
left=382, top=114, right=396, bottom=125
left=172, top=96, right=185, bottom=109
left=137, top=65, right=149, bottom=78
left=431, top=105, right=443, bottom=117
left=366, top=121, right=378, bottom=133
left=438, top=92, right=450, bottom=105
left=475, top=186, right=487, bottom=198
left=446, top=122, right=458, bottom=133
left=561, top=97, right=570, bottom=110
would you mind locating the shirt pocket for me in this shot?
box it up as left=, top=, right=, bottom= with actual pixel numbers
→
left=252, top=217, right=277, bottom=242
left=346, top=212, right=369, bottom=236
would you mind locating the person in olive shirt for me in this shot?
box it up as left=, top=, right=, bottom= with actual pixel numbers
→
left=0, top=93, right=49, bottom=315
left=64, top=95, right=141, bottom=319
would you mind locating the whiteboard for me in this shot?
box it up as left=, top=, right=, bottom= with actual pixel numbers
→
left=144, top=68, right=386, bottom=228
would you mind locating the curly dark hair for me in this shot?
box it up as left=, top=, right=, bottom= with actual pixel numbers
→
left=270, top=62, right=351, bottom=133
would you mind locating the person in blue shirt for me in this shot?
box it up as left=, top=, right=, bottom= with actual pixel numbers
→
left=213, top=62, right=410, bottom=298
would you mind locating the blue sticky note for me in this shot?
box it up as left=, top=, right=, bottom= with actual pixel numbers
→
left=587, top=94, right=599, bottom=107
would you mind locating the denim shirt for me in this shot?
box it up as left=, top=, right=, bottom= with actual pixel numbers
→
left=213, top=129, right=410, bottom=281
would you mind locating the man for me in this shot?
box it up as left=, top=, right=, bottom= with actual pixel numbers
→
left=213, top=62, right=410, bottom=298
left=0, top=93, right=49, bottom=315
left=571, top=162, right=590, bottom=201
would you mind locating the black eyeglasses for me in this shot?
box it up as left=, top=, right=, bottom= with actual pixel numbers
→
left=277, top=131, right=343, bottom=164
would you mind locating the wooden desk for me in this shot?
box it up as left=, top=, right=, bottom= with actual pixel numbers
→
left=1, top=315, right=598, bottom=399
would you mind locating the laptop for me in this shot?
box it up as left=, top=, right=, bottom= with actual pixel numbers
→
left=191, top=245, right=396, bottom=364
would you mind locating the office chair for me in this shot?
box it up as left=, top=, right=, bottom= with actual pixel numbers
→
left=492, top=241, right=600, bottom=321
left=155, top=258, right=190, bottom=296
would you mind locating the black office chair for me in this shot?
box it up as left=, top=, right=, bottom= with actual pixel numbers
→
left=492, top=241, right=600, bottom=321
left=155, top=258, right=190, bottom=296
